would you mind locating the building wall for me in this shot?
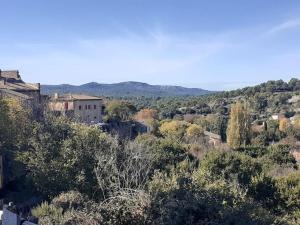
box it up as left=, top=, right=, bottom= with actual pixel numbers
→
left=73, top=100, right=102, bottom=123
left=18, top=90, right=42, bottom=117
left=18, top=90, right=40, bottom=104
left=0, top=90, right=33, bottom=108
left=49, top=101, right=75, bottom=111
left=49, top=99, right=103, bottom=123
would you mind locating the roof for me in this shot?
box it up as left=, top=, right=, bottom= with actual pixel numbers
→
left=0, top=70, right=40, bottom=91
left=0, top=70, right=21, bottom=80
left=0, top=81, right=40, bottom=91
left=0, top=88, right=33, bottom=100
left=204, top=131, right=221, bottom=140
left=52, top=94, right=102, bottom=101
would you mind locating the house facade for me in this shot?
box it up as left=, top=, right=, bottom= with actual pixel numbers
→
left=49, top=93, right=103, bottom=123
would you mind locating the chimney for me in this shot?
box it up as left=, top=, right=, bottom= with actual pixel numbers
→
left=54, top=93, right=59, bottom=99
left=0, top=79, right=6, bottom=86
left=34, top=83, right=41, bottom=90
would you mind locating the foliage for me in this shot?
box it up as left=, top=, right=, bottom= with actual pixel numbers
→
left=0, top=98, right=33, bottom=186
left=279, top=118, right=289, bottom=132
left=276, top=172, right=300, bottom=213
left=0, top=98, right=33, bottom=149
left=252, top=133, right=269, bottom=147
left=134, top=108, right=158, bottom=121
left=185, top=124, right=203, bottom=138
left=159, top=120, right=190, bottom=140
left=51, top=191, right=88, bottom=211
left=227, top=102, right=251, bottom=148
left=105, top=100, right=137, bottom=122
left=248, top=174, right=280, bottom=209
left=95, top=140, right=154, bottom=199
left=196, top=150, right=262, bottom=186
left=19, top=115, right=117, bottom=198
left=264, top=145, right=297, bottom=169
left=2, top=80, right=300, bottom=225
left=147, top=161, right=275, bottom=225
left=31, top=202, right=63, bottom=223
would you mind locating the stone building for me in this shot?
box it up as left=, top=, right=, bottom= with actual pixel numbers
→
left=49, top=93, right=103, bottom=123
left=204, top=131, right=222, bottom=146
left=0, top=70, right=41, bottom=115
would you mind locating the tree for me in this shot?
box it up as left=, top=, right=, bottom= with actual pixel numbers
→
left=148, top=160, right=275, bottom=225
left=0, top=98, right=33, bottom=186
left=227, top=102, right=251, bottom=148
left=94, top=140, right=154, bottom=199
left=0, top=98, right=10, bottom=147
left=196, top=150, right=262, bottom=186
left=0, top=98, right=32, bottom=149
left=134, top=108, right=159, bottom=134
left=276, top=172, right=300, bottom=213
left=20, top=115, right=118, bottom=198
left=264, top=145, right=297, bottom=168
left=159, top=120, right=190, bottom=140
left=105, top=100, right=137, bottom=122
left=248, top=174, right=280, bottom=210
left=134, top=108, right=158, bottom=121
left=279, top=118, right=289, bottom=132
left=186, top=124, right=203, bottom=137
left=293, top=118, right=300, bottom=129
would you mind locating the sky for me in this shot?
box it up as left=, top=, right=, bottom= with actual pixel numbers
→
left=0, top=0, right=300, bottom=90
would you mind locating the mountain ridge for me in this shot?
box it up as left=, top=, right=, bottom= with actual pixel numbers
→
left=41, top=81, right=214, bottom=97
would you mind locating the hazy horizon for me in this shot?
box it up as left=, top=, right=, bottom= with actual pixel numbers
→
left=40, top=77, right=298, bottom=92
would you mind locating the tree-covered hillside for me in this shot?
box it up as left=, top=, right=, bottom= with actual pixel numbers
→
left=124, top=78, right=300, bottom=119
left=41, top=81, right=213, bottom=97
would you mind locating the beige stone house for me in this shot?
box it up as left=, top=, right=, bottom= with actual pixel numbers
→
left=49, top=93, right=103, bottom=123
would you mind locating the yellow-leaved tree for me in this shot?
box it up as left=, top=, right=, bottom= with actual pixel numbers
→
left=134, top=108, right=158, bottom=121
left=279, top=118, right=289, bottom=132
left=227, top=101, right=251, bottom=149
left=159, top=120, right=190, bottom=140
left=186, top=124, right=204, bottom=139
left=295, top=118, right=300, bottom=129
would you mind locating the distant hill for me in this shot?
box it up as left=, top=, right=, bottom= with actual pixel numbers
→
left=41, top=81, right=214, bottom=97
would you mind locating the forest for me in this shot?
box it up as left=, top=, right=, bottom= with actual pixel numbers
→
left=0, top=78, right=300, bottom=225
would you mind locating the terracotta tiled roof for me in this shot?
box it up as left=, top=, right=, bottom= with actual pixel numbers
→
left=53, top=94, right=102, bottom=101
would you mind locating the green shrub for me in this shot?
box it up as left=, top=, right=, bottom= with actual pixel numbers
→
left=31, top=202, right=63, bottom=223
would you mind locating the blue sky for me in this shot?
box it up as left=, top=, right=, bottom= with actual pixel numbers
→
left=0, top=0, right=300, bottom=90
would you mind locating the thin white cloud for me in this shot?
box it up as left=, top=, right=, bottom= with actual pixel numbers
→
left=0, top=26, right=297, bottom=89
left=264, top=18, right=300, bottom=36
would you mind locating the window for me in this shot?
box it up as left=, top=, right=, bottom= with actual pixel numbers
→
left=79, top=105, right=82, bottom=110
left=85, top=105, right=87, bottom=110
left=94, top=105, right=97, bottom=109
left=88, top=105, right=91, bottom=110
left=64, top=102, right=68, bottom=110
